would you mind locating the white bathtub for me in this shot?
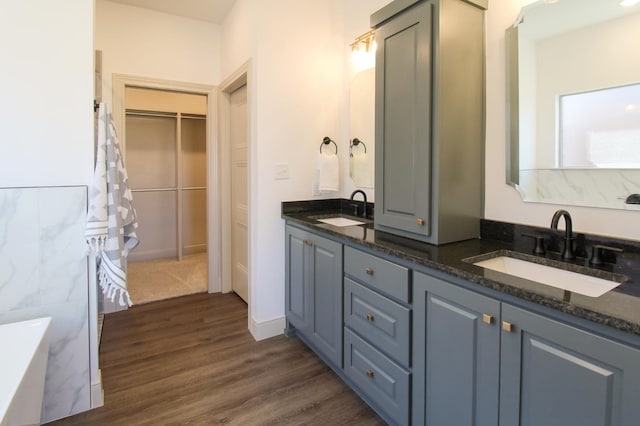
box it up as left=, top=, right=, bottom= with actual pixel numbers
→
left=0, top=317, right=52, bottom=426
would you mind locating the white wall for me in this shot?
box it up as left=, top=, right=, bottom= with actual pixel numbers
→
left=95, top=0, right=221, bottom=107
left=0, top=1, right=94, bottom=187
left=485, top=0, right=640, bottom=241
left=221, top=0, right=390, bottom=335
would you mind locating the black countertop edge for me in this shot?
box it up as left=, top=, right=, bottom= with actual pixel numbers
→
left=282, top=203, right=640, bottom=338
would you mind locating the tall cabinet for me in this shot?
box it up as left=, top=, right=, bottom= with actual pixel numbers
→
left=373, top=0, right=487, bottom=244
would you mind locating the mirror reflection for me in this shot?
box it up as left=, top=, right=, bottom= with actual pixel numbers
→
left=506, top=0, right=640, bottom=209
left=349, top=68, right=375, bottom=188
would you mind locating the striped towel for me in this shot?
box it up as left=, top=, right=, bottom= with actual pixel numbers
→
left=85, top=102, right=139, bottom=307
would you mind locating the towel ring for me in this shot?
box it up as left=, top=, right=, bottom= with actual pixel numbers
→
left=320, top=136, right=338, bottom=154
left=349, top=138, right=367, bottom=157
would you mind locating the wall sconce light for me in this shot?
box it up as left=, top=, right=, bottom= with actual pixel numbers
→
left=350, top=29, right=376, bottom=71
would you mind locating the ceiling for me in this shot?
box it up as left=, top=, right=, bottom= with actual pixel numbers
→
left=105, top=0, right=237, bottom=24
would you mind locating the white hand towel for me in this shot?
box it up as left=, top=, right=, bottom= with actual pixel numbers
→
left=351, top=151, right=374, bottom=188
left=317, top=152, right=339, bottom=192
left=85, top=102, right=139, bottom=307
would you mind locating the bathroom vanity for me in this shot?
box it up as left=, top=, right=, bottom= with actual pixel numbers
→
left=282, top=200, right=640, bottom=426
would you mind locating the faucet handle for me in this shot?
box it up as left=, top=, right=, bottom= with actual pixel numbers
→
left=350, top=202, right=360, bottom=217
left=589, top=245, right=623, bottom=266
left=522, top=233, right=546, bottom=255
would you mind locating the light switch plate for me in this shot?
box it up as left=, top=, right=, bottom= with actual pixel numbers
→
left=274, top=163, right=289, bottom=180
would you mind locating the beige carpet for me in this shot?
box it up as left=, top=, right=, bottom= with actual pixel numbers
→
left=128, top=252, right=208, bottom=305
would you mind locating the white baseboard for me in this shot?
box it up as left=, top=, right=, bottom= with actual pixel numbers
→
left=250, top=316, right=285, bottom=341
left=90, top=369, right=104, bottom=408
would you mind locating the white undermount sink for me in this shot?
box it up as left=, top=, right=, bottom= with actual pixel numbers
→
left=473, top=255, right=624, bottom=297
left=317, top=217, right=365, bottom=227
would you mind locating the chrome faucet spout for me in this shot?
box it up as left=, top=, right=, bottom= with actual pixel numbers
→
left=550, top=209, right=575, bottom=260
left=350, top=190, right=368, bottom=218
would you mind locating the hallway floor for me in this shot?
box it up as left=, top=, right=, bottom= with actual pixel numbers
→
left=48, top=293, right=385, bottom=425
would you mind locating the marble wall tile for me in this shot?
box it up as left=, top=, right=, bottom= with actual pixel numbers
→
left=0, top=189, right=41, bottom=311
left=0, top=186, right=90, bottom=423
left=518, top=169, right=640, bottom=209
left=39, top=187, right=89, bottom=305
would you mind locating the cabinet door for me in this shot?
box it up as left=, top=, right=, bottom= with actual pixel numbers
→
left=413, top=272, right=501, bottom=426
left=374, top=0, right=433, bottom=239
left=310, top=233, right=343, bottom=368
left=285, top=226, right=312, bottom=334
left=500, top=304, right=640, bottom=426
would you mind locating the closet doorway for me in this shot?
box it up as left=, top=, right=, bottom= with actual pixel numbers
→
left=124, top=87, right=208, bottom=304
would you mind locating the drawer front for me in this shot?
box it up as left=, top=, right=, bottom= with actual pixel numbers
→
left=344, top=328, right=410, bottom=426
left=344, top=246, right=409, bottom=303
left=344, top=278, right=410, bottom=367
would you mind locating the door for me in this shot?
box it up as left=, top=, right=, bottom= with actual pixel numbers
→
left=413, top=271, right=501, bottom=426
left=285, top=225, right=311, bottom=334
left=374, top=1, right=432, bottom=239
left=230, top=84, right=249, bottom=302
left=500, top=303, right=640, bottom=426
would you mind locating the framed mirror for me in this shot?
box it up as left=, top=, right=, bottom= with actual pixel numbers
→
left=506, top=0, right=640, bottom=210
left=349, top=68, right=375, bottom=188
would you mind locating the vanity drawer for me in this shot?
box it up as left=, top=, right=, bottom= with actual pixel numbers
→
left=344, top=278, right=410, bottom=368
left=344, top=328, right=410, bottom=426
left=344, top=246, right=410, bottom=303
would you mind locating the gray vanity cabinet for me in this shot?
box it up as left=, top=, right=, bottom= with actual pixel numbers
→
left=414, top=269, right=640, bottom=426
left=500, top=304, right=640, bottom=426
left=413, top=271, right=501, bottom=426
left=284, top=225, right=343, bottom=368
left=372, top=0, right=486, bottom=244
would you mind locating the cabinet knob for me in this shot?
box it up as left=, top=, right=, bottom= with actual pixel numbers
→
left=303, top=239, right=313, bottom=246
left=502, top=321, right=514, bottom=332
left=482, top=314, right=493, bottom=325
left=366, top=314, right=375, bottom=322
left=365, top=267, right=374, bottom=276
left=366, top=370, right=374, bottom=378
left=417, top=218, right=425, bottom=226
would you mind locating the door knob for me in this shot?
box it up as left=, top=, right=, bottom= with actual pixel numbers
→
left=417, top=218, right=425, bottom=226
left=502, top=321, right=514, bottom=332
left=365, top=268, right=374, bottom=276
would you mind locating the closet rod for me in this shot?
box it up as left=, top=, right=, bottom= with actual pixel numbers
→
left=131, top=188, right=177, bottom=193
left=126, top=110, right=178, bottom=118
left=181, top=114, right=207, bottom=120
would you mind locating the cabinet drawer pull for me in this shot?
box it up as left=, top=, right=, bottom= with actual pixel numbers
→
left=366, top=314, right=375, bottom=322
left=417, top=218, right=425, bottom=226
left=365, top=267, right=374, bottom=276
left=366, top=369, right=374, bottom=378
left=303, top=239, right=313, bottom=246
left=482, top=314, right=493, bottom=325
left=502, top=321, right=514, bottom=332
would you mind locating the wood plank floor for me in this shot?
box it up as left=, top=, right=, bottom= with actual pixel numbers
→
left=48, top=293, right=386, bottom=426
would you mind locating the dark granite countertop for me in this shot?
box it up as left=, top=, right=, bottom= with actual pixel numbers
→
left=282, top=199, right=640, bottom=338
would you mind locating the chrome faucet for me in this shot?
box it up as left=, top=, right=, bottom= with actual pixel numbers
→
left=550, top=209, right=575, bottom=260
left=350, top=190, right=368, bottom=218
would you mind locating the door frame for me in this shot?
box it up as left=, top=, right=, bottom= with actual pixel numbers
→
left=218, top=61, right=252, bottom=325
left=112, top=74, right=219, bottom=295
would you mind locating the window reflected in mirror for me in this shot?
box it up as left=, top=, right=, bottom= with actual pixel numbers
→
left=560, top=83, right=640, bottom=168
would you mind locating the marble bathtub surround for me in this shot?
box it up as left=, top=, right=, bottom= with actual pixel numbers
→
left=282, top=199, right=640, bottom=336
left=0, top=186, right=90, bottom=422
